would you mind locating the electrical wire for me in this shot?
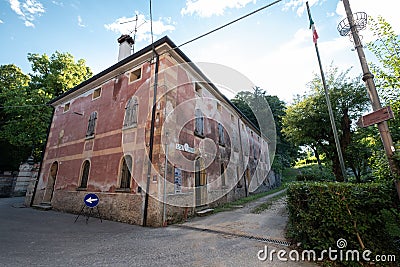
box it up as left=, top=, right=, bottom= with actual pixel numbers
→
left=176, top=0, right=283, bottom=49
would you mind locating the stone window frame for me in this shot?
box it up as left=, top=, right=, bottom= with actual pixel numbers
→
left=116, top=155, right=132, bottom=192
left=77, top=160, right=90, bottom=190
left=86, top=111, right=97, bottom=139
left=218, top=122, right=225, bottom=146
left=92, top=87, right=101, bottom=100
left=63, top=102, right=70, bottom=113
left=123, top=96, right=138, bottom=129
left=129, top=67, right=142, bottom=83
left=194, top=108, right=204, bottom=137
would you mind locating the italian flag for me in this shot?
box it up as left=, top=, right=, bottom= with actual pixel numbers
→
left=309, top=17, right=319, bottom=44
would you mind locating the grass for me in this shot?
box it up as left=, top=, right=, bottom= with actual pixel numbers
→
left=212, top=186, right=286, bottom=213
left=250, top=191, right=286, bottom=214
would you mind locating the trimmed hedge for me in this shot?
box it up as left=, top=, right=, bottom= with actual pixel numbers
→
left=287, top=182, right=400, bottom=265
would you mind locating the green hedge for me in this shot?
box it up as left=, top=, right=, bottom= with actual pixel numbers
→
left=287, top=182, right=400, bottom=265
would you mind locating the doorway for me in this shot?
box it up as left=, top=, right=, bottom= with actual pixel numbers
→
left=43, top=162, right=58, bottom=203
left=195, top=158, right=207, bottom=207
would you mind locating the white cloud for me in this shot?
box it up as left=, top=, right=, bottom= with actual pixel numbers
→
left=78, top=15, right=86, bottom=27
left=9, top=0, right=45, bottom=27
left=0, top=19, right=4, bottom=24
left=51, top=1, right=63, bottom=7
left=104, top=13, right=175, bottom=43
left=283, top=0, right=322, bottom=17
left=181, top=0, right=257, bottom=17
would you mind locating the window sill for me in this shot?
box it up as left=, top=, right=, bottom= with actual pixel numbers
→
left=76, top=187, right=87, bottom=191
left=115, top=188, right=131, bottom=193
left=122, top=125, right=137, bottom=131
left=85, top=135, right=95, bottom=140
left=194, top=132, right=205, bottom=138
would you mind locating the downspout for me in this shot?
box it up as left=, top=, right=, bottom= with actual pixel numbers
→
left=143, top=51, right=160, bottom=227
left=237, top=117, right=248, bottom=197
left=30, top=105, right=55, bottom=207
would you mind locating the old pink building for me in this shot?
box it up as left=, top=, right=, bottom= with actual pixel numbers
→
left=32, top=36, right=277, bottom=226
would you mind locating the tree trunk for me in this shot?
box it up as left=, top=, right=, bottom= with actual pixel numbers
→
left=312, top=146, right=323, bottom=170
left=332, top=154, right=344, bottom=182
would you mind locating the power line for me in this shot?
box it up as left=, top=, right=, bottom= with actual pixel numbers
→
left=177, top=0, right=283, bottom=49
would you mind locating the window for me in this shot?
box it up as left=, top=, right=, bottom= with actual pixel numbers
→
left=195, top=158, right=207, bottom=186
left=79, top=160, right=90, bottom=188
left=217, top=102, right=222, bottom=112
left=123, top=97, right=138, bottom=128
left=86, top=111, right=97, bottom=138
left=218, top=122, right=225, bottom=146
left=93, top=88, right=101, bottom=99
left=220, top=163, right=226, bottom=187
left=63, top=103, right=70, bottom=113
left=119, top=155, right=132, bottom=189
left=194, top=109, right=204, bottom=137
left=129, top=68, right=141, bottom=83
left=195, top=83, right=202, bottom=95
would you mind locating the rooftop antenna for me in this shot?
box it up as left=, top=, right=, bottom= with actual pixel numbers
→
left=120, top=14, right=147, bottom=53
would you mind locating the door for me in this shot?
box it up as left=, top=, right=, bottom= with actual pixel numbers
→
left=43, top=162, right=58, bottom=203
left=195, top=158, right=207, bottom=207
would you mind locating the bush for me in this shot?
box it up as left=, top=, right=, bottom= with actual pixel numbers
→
left=295, top=164, right=335, bottom=182
left=287, top=182, right=400, bottom=266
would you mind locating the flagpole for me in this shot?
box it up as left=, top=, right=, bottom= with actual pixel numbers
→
left=306, top=2, right=347, bottom=181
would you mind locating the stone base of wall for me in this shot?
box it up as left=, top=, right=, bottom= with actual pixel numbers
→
left=0, top=172, right=17, bottom=198
left=51, top=190, right=146, bottom=225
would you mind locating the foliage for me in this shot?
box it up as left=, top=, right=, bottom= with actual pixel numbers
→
left=367, top=16, right=400, bottom=103
left=282, top=66, right=370, bottom=181
left=0, top=52, right=92, bottom=169
left=367, top=16, right=400, bottom=179
left=231, top=87, right=298, bottom=173
left=287, top=182, right=400, bottom=266
left=294, top=164, right=335, bottom=182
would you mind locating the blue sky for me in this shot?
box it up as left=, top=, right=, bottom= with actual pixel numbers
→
left=0, top=0, right=398, bottom=103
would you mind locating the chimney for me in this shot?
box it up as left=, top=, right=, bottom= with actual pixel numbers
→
left=117, top=34, right=134, bottom=61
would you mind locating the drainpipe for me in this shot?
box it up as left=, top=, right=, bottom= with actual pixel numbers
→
left=143, top=50, right=160, bottom=227
left=30, top=105, right=55, bottom=207
left=237, top=117, right=248, bottom=197
left=162, top=132, right=168, bottom=227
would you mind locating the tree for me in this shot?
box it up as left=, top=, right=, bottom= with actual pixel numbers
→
left=282, top=66, right=370, bottom=181
left=0, top=65, right=32, bottom=169
left=366, top=17, right=400, bottom=181
left=231, top=87, right=298, bottom=172
left=0, top=52, right=92, bottom=169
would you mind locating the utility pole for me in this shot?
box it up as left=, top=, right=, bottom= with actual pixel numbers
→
left=341, top=0, right=400, bottom=195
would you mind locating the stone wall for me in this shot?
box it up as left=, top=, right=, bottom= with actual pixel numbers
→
left=0, top=171, right=17, bottom=197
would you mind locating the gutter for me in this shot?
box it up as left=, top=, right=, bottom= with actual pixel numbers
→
left=143, top=51, right=160, bottom=227
left=30, top=105, right=55, bottom=207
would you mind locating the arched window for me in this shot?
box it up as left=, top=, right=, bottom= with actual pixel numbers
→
left=79, top=160, right=90, bottom=188
left=86, top=111, right=97, bottom=137
left=120, top=155, right=132, bottom=189
left=124, top=97, right=138, bottom=128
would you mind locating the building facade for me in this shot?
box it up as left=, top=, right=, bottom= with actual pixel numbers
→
left=32, top=36, right=277, bottom=226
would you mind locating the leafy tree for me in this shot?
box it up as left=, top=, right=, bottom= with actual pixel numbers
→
left=0, top=65, right=32, bottom=169
left=231, top=87, right=298, bottom=173
left=0, top=52, right=92, bottom=170
left=367, top=17, right=400, bottom=180
left=283, top=67, right=370, bottom=182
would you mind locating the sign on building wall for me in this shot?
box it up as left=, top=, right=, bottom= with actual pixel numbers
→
left=174, top=167, right=182, bottom=194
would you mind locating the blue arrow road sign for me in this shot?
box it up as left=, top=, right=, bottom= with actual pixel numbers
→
left=84, top=193, right=99, bottom=208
